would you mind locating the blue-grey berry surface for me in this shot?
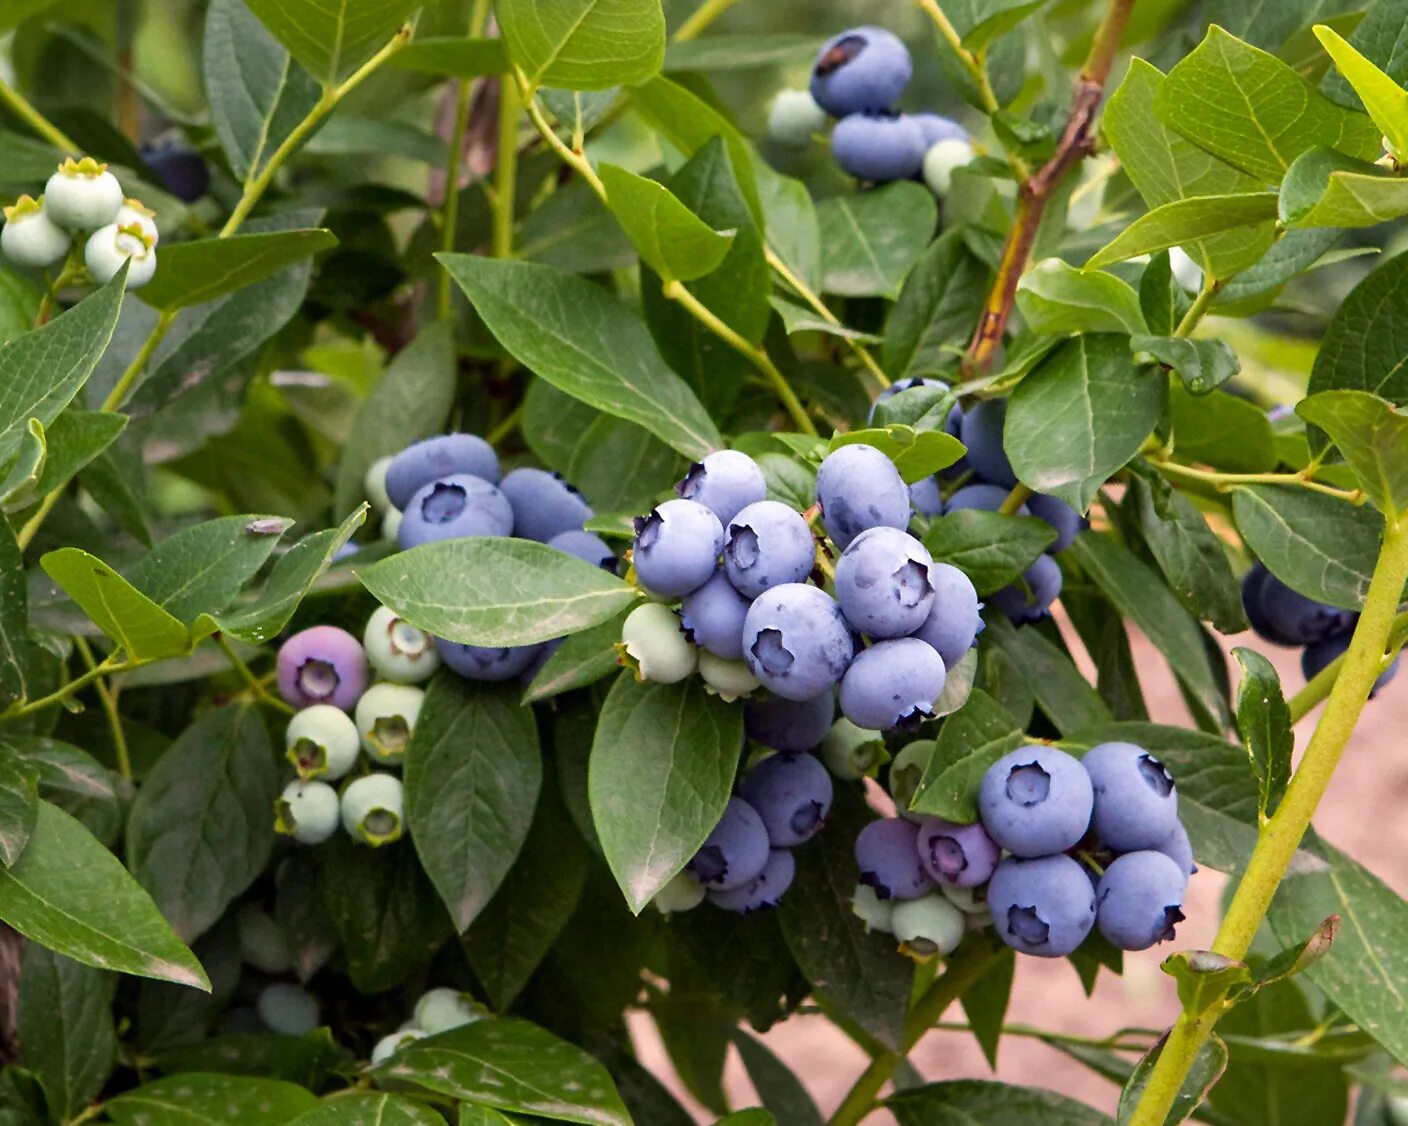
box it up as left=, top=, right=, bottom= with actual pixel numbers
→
left=978, top=745, right=1093, bottom=857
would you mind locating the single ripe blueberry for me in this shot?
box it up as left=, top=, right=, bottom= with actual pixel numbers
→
left=978, top=745, right=1094, bottom=857
left=834, top=526, right=936, bottom=638
left=816, top=444, right=909, bottom=550
left=944, top=482, right=1024, bottom=516
left=277, top=625, right=368, bottom=711
left=739, top=751, right=834, bottom=847
left=723, top=500, right=815, bottom=600
left=1302, top=633, right=1400, bottom=694
left=676, top=449, right=767, bottom=525
left=831, top=112, right=927, bottom=182
left=910, top=563, right=983, bottom=669
left=854, top=818, right=934, bottom=901
left=398, top=474, right=514, bottom=549
left=988, top=554, right=1062, bottom=624
left=708, top=848, right=796, bottom=914
left=618, top=602, right=697, bottom=684
left=839, top=638, right=946, bottom=731
left=741, top=583, right=855, bottom=701
left=910, top=477, right=944, bottom=518
left=688, top=797, right=771, bottom=891
left=437, top=637, right=543, bottom=682
left=915, top=817, right=999, bottom=888
left=1082, top=741, right=1179, bottom=852
left=632, top=498, right=723, bottom=598
left=140, top=138, right=210, bottom=202
left=548, top=529, right=617, bottom=571
left=909, top=114, right=969, bottom=147
left=1027, top=493, right=1083, bottom=553
left=959, top=400, right=1017, bottom=487
left=745, top=691, right=834, bottom=752
left=498, top=467, right=593, bottom=542
left=1095, top=850, right=1188, bottom=951
left=1152, top=821, right=1196, bottom=880
left=681, top=570, right=753, bottom=660
left=810, top=27, right=912, bottom=117
left=1242, top=562, right=1355, bottom=647
left=988, top=854, right=1097, bottom=958
left=891, top=894, right=967, bottom=959
left=385, top=434, right=499, bottom=509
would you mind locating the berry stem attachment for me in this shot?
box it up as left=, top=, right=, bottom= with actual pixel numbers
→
left=216, top=635, right=295, bottom=716
left=1127, top=512, right=1408, bottom=1126
left=1173, top=277, right=1222, bottom=338
left=1147, top=457, right=1365, bottom=504
left=74, top=636, right=132, bottom=780
left=998, top=483, right=1032, bottom=515
left=0, top=75, right=80, bottom=153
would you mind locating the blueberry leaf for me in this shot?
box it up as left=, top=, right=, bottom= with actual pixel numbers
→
left=816, top=182, right=936, bottom=298
left=1278, top=146, right=1408, bottom=229
left=1298, top=390, right=1408, bottom=516
left=0, top=755, right=38, bottom=867
left=103, top=1073, right=318, bottom=1125
left=982, top=617, right=1112, bottom=737
left=522, top=613, right=624, bottom=704
left=598, top=163, right=735, bottom=283
left=40, top=547, right=191, bottom=660
left=243, top=0, right=416, bottom=86
left=1232, top=648, right=1293, bottom=817
left=1168, top=384, right=1277, bottom=472
left=1086, top=194, right=1279, bottom=270
left=1314, top=24, right=1408, bottom=161
left=732, top=1030, right=824, bottom=1126
left=285, top=1093, right=446, bottom=1125
left=922, top=510, right=1055, bottom=595
left=887, top=1079, right=1115, bottom=1124
left=17, top=944, right=116, bottom=1120
left=883, top=228, right=991, bottom=382
left=1014, top=260, right=1146, bottom=336
left=500, top=0, right=664, bottom=91
left=911, top=688, right=1025, bottom=823
left=1130, top=335, right=1239, bottom=395
left=1118, top=1034, right=1228, bottom=1126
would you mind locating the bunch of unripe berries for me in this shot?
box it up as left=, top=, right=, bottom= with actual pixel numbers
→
left=767, top=26, right=977, bottom=195
left=854, top=742, right=1194, bottom=960
left=1, top=157, right=158, bottom=288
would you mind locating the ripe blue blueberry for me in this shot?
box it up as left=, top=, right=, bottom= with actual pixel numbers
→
left=1302, top=633, right=1399, bottom=693
left=1153, top=821, right=1196, bottom=880
left=257, top=983, right=319, bottom=1036
left=681, top=570, right=752, bottom=660
left=1, top=196, right=69, bottom=269
left=140, top=139, right=210, bottom=202
left=355, top=683, right=425, bottom=765
left=921, top=137, right=977, bottom=196
left=371, top=1028, right=427, bottom=1065
left=1082, top=741, right=1179, bottom=852
left=341, top=773, right=405, bottom=846
left=943, top=482, right=1024, bottom=515
left=1027, top=493, right=1083, bottom=553
left=285, top=703, right=361, bottom=780
left=632, top=498, right=723, bottom=598
left=413, top=988, right=488, bottom=1033
left=44, top=158, right=123, bottom=229
left=618, top=602, right=697, bottom=684
left=816, top=444, right=909, bottom=549
left=834, top=526, right=936, bottom=638
left=698, top=651, right=760, bottom=701
left=688, top=797, right=771, bottom=891
left=739, top=751, right=834, bottom=846
left=819, top=717, right=886, bottom=780
left=891, top=894, right=966, bottom=959
left=910, top=562, right=983, bottom=669
left=723, top=500, right=815, bottom=599
left=978, top=745, right=1094, bottom=857
left=363, top=605, right=440, bottom=684
left=277, top=625, right=368, bottom=711
left=840, top=638, right=946, bottom=730
left=398, top=474, right=514, bottom=549
left=745, top=691, right=834, bottom=752
left=1241, top=563, right=1354, bottom=647
left=385, top=434, right=499, bottom=509
left=676, top=450, right=767, bottom=525
left=959, top=399, right=1017, bottom=487
left=274, top=780, right=340, bottom=845
left=437, top=637, right=544, bottom=682
left=709, top=848, right=796, bottom=914
left=1095, top=850, right=1188, bottom=951
left=910, top=477, right=944, bottom=517
left=854, top=818, right=934, bottom=901
left=549, top=529, right=617, bottom=571
left=498, top=467, right=593, bottom=542
left=742, top=583, right=855, bottom=701
left=915, top=817, right=999, bottom=888
left=989, top=554, right=1062, bottom=624
left=768, top=89, right=828, bottom=147
left=910, top=114, right=969, bottom=147
left=988, top=854, right=1097, bottom=958
left=831, top=113, right=927, bottom=182
left=809, top=27, right=912, bottom=117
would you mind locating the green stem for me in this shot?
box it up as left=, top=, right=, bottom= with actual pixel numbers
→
left=216, top=635, right=294, bottom=715
left=1127, top=513, right=1408, bottom=1126
left=765, top=247, right=890, bottom=390
left=828, top=939, right=1006, bottom=1126
left=486, top=404, right=523, bottom=447
left=929, top=1020, right=1158, bottom=1051
left=493, top=74, right=520, bottom=260
left=1149, top=457, right=1363, bottom=503
left=518, top=72, right=608, bottom=201
left=1287, top=608, right=1408, bottom=723
left=662, top=278, right=817, bottom=435
left=14, top=484, right=62, bottom=551
left=1173, top=278, right=1220, bottom=338
left=913, top=0, right=998, bottom=116
left=36, top=248, right=87, bottom=327
left=102, top=308, right=175, bottom=412
left=999, top=482, right=1033, bottom=515
left=1, top=654, right=126, bottom=720
left=0, top=75, right=79, bottom=152
left=437, top=78, right=474, bottom=319
left=672, top=0, right=740, bottom=41
left=75, top=637, right=131, bottom=780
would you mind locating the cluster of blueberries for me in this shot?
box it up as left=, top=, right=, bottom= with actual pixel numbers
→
left=1242, top=561, right=1400, bottom=692
left=767, top=26, right=976, bottom=194
left=854, top=742, right=1195, bottom=959
left=1, top=157, right=158, bottom=288
left=367, top=987, right=488, bottom=1065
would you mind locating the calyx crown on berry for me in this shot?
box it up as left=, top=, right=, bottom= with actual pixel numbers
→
left=2, top=194, right=44, bottom=222
left=57, top=156, right=110, bottom=178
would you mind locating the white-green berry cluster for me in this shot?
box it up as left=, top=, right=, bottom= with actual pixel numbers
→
left=368, top=987, right=490, bottom=1065
left=1, top=157, right=158, bottom=287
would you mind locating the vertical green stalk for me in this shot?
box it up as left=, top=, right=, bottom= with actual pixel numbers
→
left=672, top=0, right=740, bottom=42
left=0, top=75, right=80, bottom=152
left=438, top=78, right=474, bottom=319
left=493, top=74, right=519, bottom=260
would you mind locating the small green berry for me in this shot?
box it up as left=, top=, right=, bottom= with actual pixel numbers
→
left=891, top=894, right=966, bottom=960
left=363, top=605, right=440, bottom=684
left=819, top=717, right=887, bottom=781
left=851, top=883, right=894, bottom=934
left=921, top=137, right=975, bottom=196
left=697, top=650, right=760, bottom=701
left=285, top=704, right=360, bottom=780
left=354, top=683, right=425, bottom=765
left=652, top=870, right=706, bottom=914
left=341, top=773, right=404, bottom=846
left=371, top=1027, right=427, bottom=1065
left=236, top=903, right=294, bottom=974
left=274, top=779, right=340, bottom=845
left=412, top=987, right=488, bottom=1034
left=617, top=602, right=696, bottom=684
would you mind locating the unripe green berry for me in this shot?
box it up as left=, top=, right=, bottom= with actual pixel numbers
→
left=767, top=89, right=827, bottom=147
left=940, top=881, right=990, bottom=916
left=412, top=987, right=488, bottom=1034
left=891, top=894, right=966, bottom=960
left=819, top=717, right=887, bottom=781
left=652, top=869, right=706, bottom=914
left=84, top=222, right=156, bottom=288
left=888, top=742, right=932, bottom=821
left=115, top=197, right=159, bottom=244
left=851, top=883, right=894, bottom=934
left=618, top=602, right=696, bottom=683
left=921, top=138, right=975, bottom=197
left=341, top=773, right=405, bottom=846
left=354, top=683, right=424, bottom=764
left=381, top=507, right=403, bottom=542
left=256, top=982, right=319, bottom=1035
left=274, top=780, right=340, bottom=845
left=365, top=455, right=393, bottom=512
left=285, top=704, right=360, bottom=780
left=697, top=650, right=760, bottom=701
left=1, top=195, right=69, bottom=270
left=44, top=157, right=123, bottom=229
left=236, top=903, right=294, bottom=974
left=363, top=605, right=440, bottom=684
left=371, top=1027, right=427, bottom=1065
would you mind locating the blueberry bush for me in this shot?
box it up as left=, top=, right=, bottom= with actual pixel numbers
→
left=1, top=0, right=1407, bottom=1123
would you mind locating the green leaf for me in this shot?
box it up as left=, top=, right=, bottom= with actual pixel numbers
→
left=1006, top=334, right=1166, bottom=512
left=1069, top=532, right=1229, bottom=729
left=0, top=266, right=42, bottom=344
left=777, top=785, right=912, bottom=1051
left=731, top=1031, right=824, bottom=1126
left=1309, top=249, right=1408, bottom=424
left=1231, top=485, right=1385, bottom=609
left=959, top=0, right=1045, bottom=51
left=589, top=674, right=741, bottom=913
left=1279, top=146, right=1408, bottom=229
left=1232, top=648, right=1292, bottom=817
left=289, top=1093, right=447, bottom=1125
left=519, top=180, right=636, bottom=275
left=500, top=0, right=664, bottom=91
left=828, top=426, right=965, bottom=484
left=1156, top=26, right=1381, bottom=185
left=0, top=269, right=125, bottom=467
left=1016, top=260, right=1146, bottom=335
left=105, top=1073, right=319, bottom=1125
left=405, top=677, right=541, bottom=932
left=755, top=163, right=820, bottom=293
left=563, top=414, right=681, bottom=517
left=523, top=614, right=624, bottom=703
left=1163, top=950, right=1254, bottom=1017
left=1315, top=24, right=1408, bottom=160
left=138, top=229, right=337, bottom=312
left=816, top=182, right=937, bottom=298
left=0, top=736, right=123, bottom=848
left=1118, top=1035, right=1228, bottom=1126
left=391, top=36, right=508, bottom=77
left=152, top=1029, right=352, bottom=1089
left=1213, top=227, right=1348, bottom=310
left=960, top=949, right=1015, bottom=1070
left=0, top=756, right=37, bottom=866
left=0, top=801, right=208, bottom=988
left=883, top=228, right=991, bottom=381
left=375, top=1018, right=631, bottom=1125
left=440, top=255, right=721, bottom=459
left=1321, top=0, right=1408, bottom=110
left=983, top=617, right=1113, bottom=737
left=922, top=511, right=1056, bottom=595
left=334, top=321, right=456, bottom=517
left=125, top=705, right=278, bottom=942
left=887, top=1079, right=1114, bottom=1124
left=1255, top=914, right=1339, bottom=988
left=358, top=536, right=638, bottom=647
left=1104, top=60, right=1276, bottom=280
left=0, top=521, right=45, bottom=711
left=203, top=0, right=321, bottom=182
left=17, top=945, right=116, bottom=1121
left=1168, top=383, right=1277, bottom=472
left=243, top=0, right=415, bottom=85
left=40, top=548, right=191, bottom=660
left=911, top=689, right=1026, bottom=822
left=1086, top=194, right=1280, bottom=270
left=598, top=164, right=735, bottom=283
left=23, top=410, right=126, bottom=504
left=1299, top=390, right=1408, bottom=515
left=0, top=418, right=44, bottom=508
left=664, top=33, right=820, bottom=72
